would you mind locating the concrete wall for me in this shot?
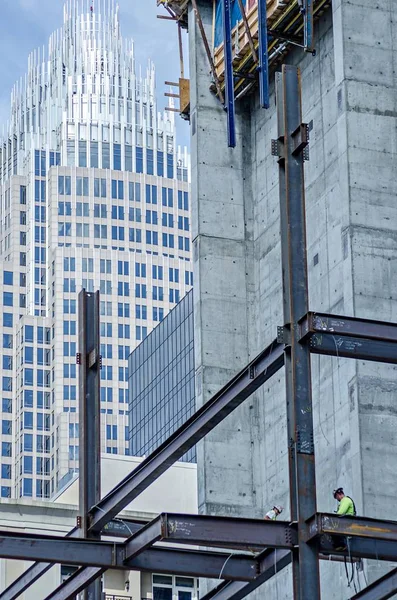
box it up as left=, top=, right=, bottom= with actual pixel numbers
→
left=190, top=0, right=397, bottom=597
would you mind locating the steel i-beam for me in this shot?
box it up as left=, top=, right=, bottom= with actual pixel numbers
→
left=274, top=64, right=320, bottom=599
left=78, top=290, right=102, bottom=600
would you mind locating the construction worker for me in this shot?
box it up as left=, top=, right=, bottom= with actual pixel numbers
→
left=333, top=487, right=356, bottom=516
left=332, top=487, right=356, bottom=551
left=264, top=505, right=283, bottom=521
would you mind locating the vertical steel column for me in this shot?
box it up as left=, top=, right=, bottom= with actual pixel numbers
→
left=78, top=290, right=102, bottom=600
left=257, top=0, right=269, bottom=108
left=274, top=65, right=320, bottom=599
left=222, top=0, right=236, bottom=147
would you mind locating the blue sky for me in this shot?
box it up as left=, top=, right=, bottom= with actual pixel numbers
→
left=0, top=0, right=189, bottom=148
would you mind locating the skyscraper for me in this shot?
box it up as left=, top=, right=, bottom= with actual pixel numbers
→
left=0, top=0, right=192, bottom=500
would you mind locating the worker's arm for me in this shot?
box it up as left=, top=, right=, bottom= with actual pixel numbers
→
left=336, top=497, right=351, bottom=516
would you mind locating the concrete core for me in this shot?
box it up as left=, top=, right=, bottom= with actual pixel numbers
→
left=189, top=0, right=397, bottom=597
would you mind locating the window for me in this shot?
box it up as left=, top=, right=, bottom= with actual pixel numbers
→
left=136, top=146, right=143, bottom=173
left=153, top=307, right=164, bottom=321
left=135, top=284, right=147, bottom=299
left=146, top=230, right=159, bottom=245
left=23, top=478, right=33, bottom=497
left=102, top=141, right=110, bottom=168
left=167, top=153, right=174, bottom=178
left=129, top=228, right=142, bottom=243
left=135, top=263, right=146, bottom=277
left=169, top=289, right=180, bottom=303
left=118, top=261, right=129, bottom=276
left=117, top=282, right=130, bottom=296
left=135, top=305, right=147, bottom=320
left=125, top=144, right=132, bottom=171
left=23, top=456, right=33, bottom=475
left=58, top=175, right=71, bottom=195
left=2, top=420, right=12, bottom=435
left=112, top=205, right=125, bottom=220
left=1, top=464, right=11, bottom=479
left=2, top=355, right=12, bottom=370
left=157, top=151, right=164, bottom=177
left=162, top=233, right=174, bottom=248
left=152, top=286, right=164, bottom=301
left=3, top=271, right=13, bottom=285
left=2, top=378, right=12, bottom=392
left=82, top=258, right=94, bottom=273
left=23, top=434, right=33, bottom=452
left=25, top=325, right=34, bottom=342
left=106, top=424, right=118, bottom=440
left=2, top=399, right=11, bottom=413
left=147, top=148, right=154, bottom=175
left=111, top=179, right=124, bottom=200
left=76, top=177, right=89, bottom=196
left=91, top=141, right=99, bottom=167
left=2, top=442, right=11, bottom=457
left=78, top=141, right=87, bottom=167
left=146, top=184, right=158, bottom=205
left=94, top=178, right=106, bottom=198
left=24, top=390, right=34, bottom=407
left=163, top=213, right=174, bottom=228
left=113, top=143, right=121, bottom=170
left=118, top=324, right=131, bottom=339
left=76, top=202, right=89, bottom=216
left=152, top=265, right=163, bottom=280
left=169, top=268, right=180, bottom=283
left=129, top=207, right=142, bottom=222
left=3, top=292, right=13, bottom=306
left=20, top=185, right=27, bottom=204
left=117, top=303, right=130, bottom=318
left=153, top=575, right=198, bottom=600
left=3, top=334, right=12, bottom=349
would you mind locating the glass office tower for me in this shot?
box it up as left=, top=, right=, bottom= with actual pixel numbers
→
left=128, top=289, right=195, bottom=462
left=0, top=1, right=192, bottom=499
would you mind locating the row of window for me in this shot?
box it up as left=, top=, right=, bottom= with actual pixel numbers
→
left=66, top=259, right=191, bottom=286
left=58, top=176, right=189, bottom=207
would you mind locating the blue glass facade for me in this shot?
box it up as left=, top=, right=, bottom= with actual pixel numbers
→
left=128, top=290, right=195, bottom=462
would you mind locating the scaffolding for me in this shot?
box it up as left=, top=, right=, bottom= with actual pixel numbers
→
left=157, top=0, right=331, bottom=145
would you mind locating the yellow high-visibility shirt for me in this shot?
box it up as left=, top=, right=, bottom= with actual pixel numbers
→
left=336, top=496, right=355, bottom=516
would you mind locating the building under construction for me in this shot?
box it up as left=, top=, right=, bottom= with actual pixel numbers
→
left=0, top=1, right=397, bottom=599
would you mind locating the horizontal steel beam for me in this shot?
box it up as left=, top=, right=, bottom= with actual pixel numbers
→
left=0, top=531, right=125, bottom=568
left=127, top=547, right=259, bottom=580
left=350, top=567, right=397, bottom=600
left=300, top=312, right=397, bottom=364
left=0, top=529, right=260, bottom=580
left=122, top=513, right=296, bottom=563
left=0, top=519, right=145, bottom=600
left=319, top=536, right=397, bottom=562
left=300, top=312, right=397, bottom=343
left=162, top=514, right=297, bottom=550
left=308, top=513, right=397, bottom=543
left=89, top=340, right=284, bottom=532
left=306, top=332, right=397, bottom=364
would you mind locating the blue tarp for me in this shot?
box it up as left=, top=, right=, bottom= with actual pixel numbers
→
left=214, top=0, right=247, bottom=48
